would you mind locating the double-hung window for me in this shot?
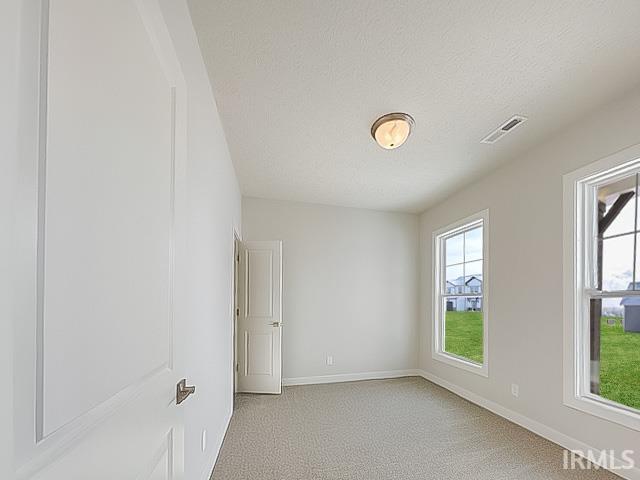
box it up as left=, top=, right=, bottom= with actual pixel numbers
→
left=433, top=210, right=488, bottom=376
left=564, top=146, right=640, bottom=430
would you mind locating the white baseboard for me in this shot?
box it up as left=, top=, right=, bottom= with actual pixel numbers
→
left=416, top=369, right=640, bottom=480
left=282, top=369, right=420, bottom=386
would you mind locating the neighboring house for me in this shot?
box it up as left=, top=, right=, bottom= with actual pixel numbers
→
left=446, top=276, right=482, bottom=312
left=620, top=282, right=640, bottom=332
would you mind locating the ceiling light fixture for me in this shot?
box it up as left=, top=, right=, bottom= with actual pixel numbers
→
left=371, top=112, right=415, bottom=150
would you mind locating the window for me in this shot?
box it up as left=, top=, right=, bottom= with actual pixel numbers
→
left=433, top=210, right=488, bottom=376
left=564, top=145, right=640, bottom=431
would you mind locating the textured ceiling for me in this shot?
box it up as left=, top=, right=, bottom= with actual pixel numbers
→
left=188, top=0, right=640, bottom=213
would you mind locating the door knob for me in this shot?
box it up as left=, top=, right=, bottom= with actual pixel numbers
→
left=176, top=379, right=195, bottom=405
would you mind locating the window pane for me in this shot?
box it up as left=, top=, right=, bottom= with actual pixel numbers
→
left=446, top=264, right=464, bottom=294
left=601, top=234, right=634, bottom=292
left=445, top=233, right=463, bottom=266
left=464, top=226, right=483, bottom=262
left=464, top=275, right=483, bottom=294
left=443, top=296, right=483, bottom=364
left=599, top=175, right=636, bottom=238
left=590, top=297, right=640, bottom=410
left=463, top=260, right=482, bottom=294
left=465, top=260, right=482, bottom=277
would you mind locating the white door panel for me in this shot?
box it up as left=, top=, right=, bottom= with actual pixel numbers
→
left=237, top=241, right=282, bottom=394
left=14, top=0, right=189, bottom=478
left=247, top=250, right=274, bottom=317
left=246, top=332, right=274, bottom=376
left=43, top=0, right=173, bottom=432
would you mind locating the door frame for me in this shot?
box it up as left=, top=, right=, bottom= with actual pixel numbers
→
left=232, top=228, right=241, bottom=395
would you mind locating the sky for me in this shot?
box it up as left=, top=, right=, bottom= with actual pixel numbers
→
left=445, top=226, right=483, bottom=288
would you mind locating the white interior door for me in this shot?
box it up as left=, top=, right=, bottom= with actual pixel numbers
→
left=13, top=1, right=190, bottom=479
left=237, top=241, right=283, bottom=394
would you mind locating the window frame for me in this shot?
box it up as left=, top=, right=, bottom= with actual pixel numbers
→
left=432, top=210, right=489, bottom=377
left=563, top=143, right=640, bottom=432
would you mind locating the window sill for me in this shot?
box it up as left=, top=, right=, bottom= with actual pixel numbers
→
left=564, top=392, right=640, bottom=432
left=432, top=351, right=488, bottom=377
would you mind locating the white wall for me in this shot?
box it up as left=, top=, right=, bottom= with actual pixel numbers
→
left=242, top=198, right=419, bottom=380
left=160, top=2, right=241, bottom=479
left=419, top=86, right=640, bottom=466
left=2, top=1, right=19, bottom=479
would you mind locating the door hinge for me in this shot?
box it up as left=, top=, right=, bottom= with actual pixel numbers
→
left=236, top=307, right=239, bottom=316
left=235, top=363, right=239, bottom=372
left=236, top=254, right=240, bottom=262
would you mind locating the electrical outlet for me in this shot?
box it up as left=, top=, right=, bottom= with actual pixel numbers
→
left=511, top=383, right=519, bottom=398
left=326, top=355, right=334, bottom=366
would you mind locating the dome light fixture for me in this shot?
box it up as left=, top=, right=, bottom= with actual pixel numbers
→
left=371, top=112, right=415, bottom=150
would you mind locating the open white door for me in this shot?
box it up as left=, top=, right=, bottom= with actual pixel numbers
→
left=13, top=1, right=191, bottom=478
left=237, top=241, right=283, bottom=394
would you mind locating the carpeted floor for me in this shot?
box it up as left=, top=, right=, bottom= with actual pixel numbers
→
left=211, top=377, right=619, bottom=479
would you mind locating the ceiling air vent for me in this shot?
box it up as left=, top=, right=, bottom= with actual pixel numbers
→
left=480, top=115, right=528, bottom=144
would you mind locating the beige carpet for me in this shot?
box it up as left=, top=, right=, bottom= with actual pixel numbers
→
left=211, top=377, right=618, bottom=479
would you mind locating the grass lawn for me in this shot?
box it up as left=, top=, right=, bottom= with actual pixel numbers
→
left=444, top=311, right=483, bottom=364
left=600, top=316, right=640, bottom=410
left=444, top=312, right=640, bottom=410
